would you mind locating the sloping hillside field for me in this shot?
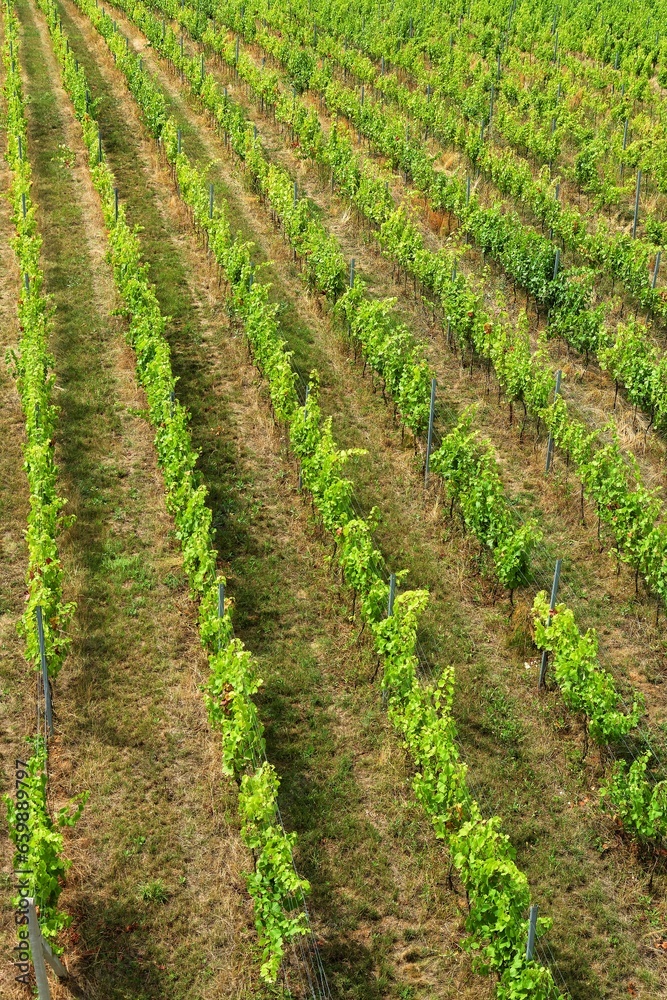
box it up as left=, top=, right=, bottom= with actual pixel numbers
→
left=2, top=0, right=667, bottom=997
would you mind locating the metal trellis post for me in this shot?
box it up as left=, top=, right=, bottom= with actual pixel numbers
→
left=525, top=903, right=539, bottom=960
left=424, top=378, right=437, bottom=486
left=632, top=168, right=642, bottom=238
left=545, top=369, right=562, bottom=473
left=538, top=561, right=562, bottom=689
left=35, top=607, right=53, bottom=738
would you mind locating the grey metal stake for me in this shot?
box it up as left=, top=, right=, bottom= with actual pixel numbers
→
left=114, top=186, right=118, bottom=222
left=424, top=378, right=437, bottom=486
left=297, top=385, right=309, bottom=490
left=40, top=934, right=67, bottom=979
left=555, top=182, right=560, bottom=202
left=489, top=82, right=494, bottom=121
left=632, top=168, right=642, bottom=238
left=27, top=899, right=51, bottom=999
left=349, top=258, right=355, bottom=286
left=218, top=581, right=225, bottom=618
left=180, top=34, right=184, bottom=59
left=36, top=607, right=54, bottom=737
left=387, top=573, right=396, bottom=616
left=526, top=904, right=539, bottom=960
left=29, top=898, right=68, bottom=981
left=21, top=191, right=27, bottom=218
left=538, top=560, right=562, bottom=689
left=27, top=898, right=67, bottom=982
left=235, top=36, right=239, bottom=65
left=552, top=248, right=560, bottom=281
left=545, top=369, right=562, bottom=473
left=209, top=183, right=214, bottom=219
left=653, top=250, right=661, bottom=289
left=622, top=118, right=629, bottom=150
left=466, top=174, right=471, bottom=204
left=24, top=273, right=30, bottom=293
left=360, top=84, right=364, bottom=106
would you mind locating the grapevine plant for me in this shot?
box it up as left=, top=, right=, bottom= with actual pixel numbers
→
left=430, top=410, right=542, bottom=594
left=71, top=4, right=565, bottom=995
left=1, top=0, right=84, bottom=954
left=2, top=0, right=75, bottom=679
left=600, top=753, right=667, bottom=845
left=4, top=740, right=88, bottom=947
left=532, top=593, right=642, bottom=743
left=530, top=592, right=667, bottom=845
